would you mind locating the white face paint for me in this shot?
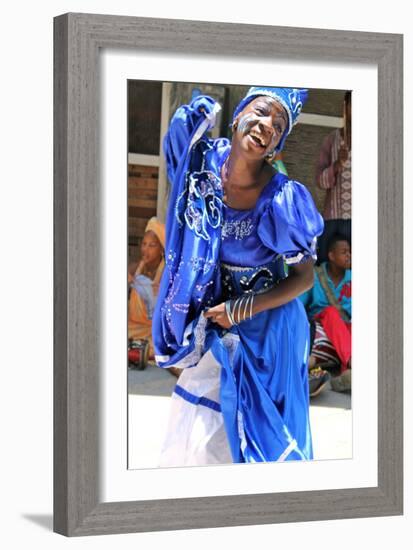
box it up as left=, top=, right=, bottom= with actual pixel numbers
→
left=236, top=113, right=258, bottom=137
left=234, top=97, right=289, bottom=155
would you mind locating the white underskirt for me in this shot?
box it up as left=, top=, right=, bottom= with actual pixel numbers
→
left=159, top=343, right=235, bottom=468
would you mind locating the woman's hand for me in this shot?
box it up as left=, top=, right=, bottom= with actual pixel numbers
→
left=334, top=144, right=349, bottom=175
left=204, top=302, right=232, bottom=329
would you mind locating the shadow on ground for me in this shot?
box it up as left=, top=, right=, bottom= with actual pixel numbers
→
left=128, top=363, right=177, bottom=396
left=310, top=382, right=352, bottom=410
left=22, top=514, right=53, bottom=531
left=128, top=362, right=351, bottom=410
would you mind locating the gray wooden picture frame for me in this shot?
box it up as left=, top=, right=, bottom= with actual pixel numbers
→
left=53, top=13, right=403, bottom=537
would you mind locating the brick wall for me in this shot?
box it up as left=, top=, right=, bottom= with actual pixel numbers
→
left=128, top=164, right=159, bottom=265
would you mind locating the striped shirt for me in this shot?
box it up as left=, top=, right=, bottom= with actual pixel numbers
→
left=315, top=129, right=351, bottom=220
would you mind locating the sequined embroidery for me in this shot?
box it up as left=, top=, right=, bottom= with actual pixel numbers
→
left=189, top=256, right=216, bottom=274
left=176, top=169, right=223, bottom=242
left=222, top=218, right=254, bottom=241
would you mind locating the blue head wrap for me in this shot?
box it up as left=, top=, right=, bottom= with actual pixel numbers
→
left=232, top=86, right=308, bottom=153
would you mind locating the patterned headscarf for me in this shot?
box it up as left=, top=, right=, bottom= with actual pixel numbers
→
left=232, top=86, right=308, bottom=153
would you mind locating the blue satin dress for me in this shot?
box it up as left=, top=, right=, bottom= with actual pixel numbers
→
left=152, top=95, right=324, bottom=467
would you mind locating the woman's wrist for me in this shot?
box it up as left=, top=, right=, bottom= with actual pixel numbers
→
left=225, top=294, right=255, bottom=325
left=226, top=266, right=312, bottom=322
left=252, top=293, right=267, bottom=316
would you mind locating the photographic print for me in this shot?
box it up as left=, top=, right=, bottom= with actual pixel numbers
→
left=54, top=14, right=402, bottom=535
left=127, top=80, right=352, bottom=469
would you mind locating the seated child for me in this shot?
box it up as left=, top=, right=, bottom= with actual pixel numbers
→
left=301, top=234, right=352, bottom=392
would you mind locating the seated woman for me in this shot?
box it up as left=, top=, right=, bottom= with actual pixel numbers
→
left=128, top=217, right=165, bottom=359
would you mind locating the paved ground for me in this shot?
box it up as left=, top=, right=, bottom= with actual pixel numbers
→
left=128, top=362, right=352, bottom=469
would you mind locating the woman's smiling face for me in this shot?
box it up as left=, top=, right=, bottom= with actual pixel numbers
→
left=233, top=96, right=288, bottom=157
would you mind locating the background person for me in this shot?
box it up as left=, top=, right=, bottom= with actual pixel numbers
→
left=315, top=92, right=351, bottom=264
left=128, top=217, right=165, bottom=359
left=300, top=234, right=352, bottom=392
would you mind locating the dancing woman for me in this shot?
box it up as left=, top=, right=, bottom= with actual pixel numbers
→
left=153, top=87, right=324, bottom=466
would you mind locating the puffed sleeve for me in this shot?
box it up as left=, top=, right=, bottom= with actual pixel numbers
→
left=163, top=95, right=221, bottom=185
left=257, top=177, right=324, bottom=264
